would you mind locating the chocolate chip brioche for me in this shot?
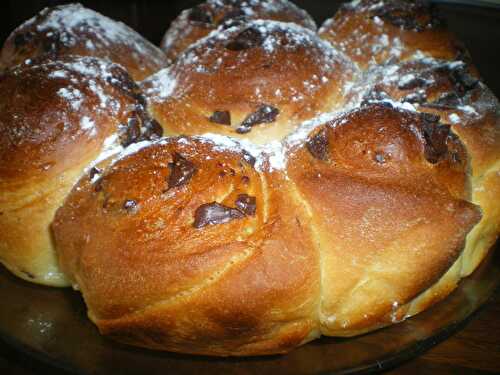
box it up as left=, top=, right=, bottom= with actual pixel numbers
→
left=0, top=3, right=169, bottom=80
left=0, top=55, right=162, bottom=286
left=160, top=0, right=317, bottom=61
left=0, top=0, right=498, bottom=357
left=144, top=19, right=357, bottom=144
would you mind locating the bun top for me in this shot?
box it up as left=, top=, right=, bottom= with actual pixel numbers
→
left=319, top=0, right=467, bottom=70
left=160, top=0, right=317, bottom=61
left=144, top=20, right=357, bottom=144
left=0, top=55, right=162, bottom=181
left=0, top=3, right=168, bottom=80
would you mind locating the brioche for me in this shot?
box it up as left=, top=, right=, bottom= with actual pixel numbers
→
left=319, top=0, right=468, bottom=70
left=0, top=3, right=168, bottom=80
left=0, top=0, right=498, bottom=357
left=0, top=55, right=162, bottom=286
left=160, top=0, right=317, bottom=61
left=144, top=20, right=357, bottom=144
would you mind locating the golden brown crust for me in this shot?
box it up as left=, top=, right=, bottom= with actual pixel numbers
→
left=52, top=137, right=320, bottom=355
left=160, top=0, right=317, bottom=61
left=144, top=20, right=357, bottom=144
left=0, top=55, right=161, bottom=286
left=1, top=0, right=498, bottom=357
left=0, top=3, right=168, bottom=80
left=319, top=0, right=467, bottom=70
left=286, top=105, right=481, bottom=335
left=353, top=57, right=500, bottom=280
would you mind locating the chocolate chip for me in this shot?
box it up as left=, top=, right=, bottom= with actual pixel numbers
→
left=403, top=91, right=427, bottom=104
left=107, top=67, right=141, bottom=100
left=371, top=1, right=444, bottom=31
left=123, top=199, right=138, bottom=213
left=420, top=117, right=450, bottom=164
left=421, top=112, right=441, bottom=124
left=142, top=118, right=164, bottom=140
left=236, top=104, right=279, bottom=134
left=13, top=32, right=34, bottom=48
left=235, top=194, right=256, bottom=216
left=398, top=76, right=428, bottom=90
left=89, top=167, right=102, bottom=181
left=306, top=128, right=329, bottom=161
left=225, top=27, right=263, bottom=51
left=449, top=65, right=479, bottom=95
left=241, top=176, right=250, bottom=184
left=218, top=9, right=246, bottom=26
left=120, top=115, right=142, bottom=147
left=41, top=31, right=61, bottom=57
left=241, top=151, right=256, bottom=167
left=209, top=110, right=231, bottom=125
left=361, top=89, right=390, bottom=106
left=167, top=153, right=197, bottom=189
left=188, top=5, right=213, bottom=25
left=193, top=202, right=244, bottom=228
left=421, top=92, right=462, bottom=110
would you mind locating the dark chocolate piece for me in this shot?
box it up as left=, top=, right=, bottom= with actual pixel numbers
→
left=370, top=1, right=444, bottom=32
left=13, top=32, right=34, bottom=48
left=193, top=202, right=244, bottom=228
left=209, top=110, right=231, bottom=125
left=235, top=194, right=256, bottom=216
left=226, top=27, right=263, bottom=51
left=306, top=128, right=329, bottom=161
left=421, top=92, right=462, bottom=110
left=89, top=167, right=102, bottom=181
left=403, top=91, right=427, bottom=104
left=241, top=151, right=256, bottom=167
left=168, top=153, right=197, bottom=189
left=188, top=5, right=213, bottom=25
left=236, top=104, right=279, bottom=134
left=218, top=9, right=246, bottom=26
left=120, top=115, right=141, bottom=147
left=420, top=115, right=450, bottom=164
left=398, top=76, right=428, bottom=90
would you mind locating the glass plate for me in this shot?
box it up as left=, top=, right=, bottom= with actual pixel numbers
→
left=0, top=243, right=497, bottom=375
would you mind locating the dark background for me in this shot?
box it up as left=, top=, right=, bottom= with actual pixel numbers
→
left=1, top=1, right=500, bottom=95
left=0, top=1, right=499, bottom=374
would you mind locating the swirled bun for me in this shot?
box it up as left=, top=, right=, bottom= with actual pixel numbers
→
left=286, top=104, right=480, bottom=335
left=1, top=0, right=499, bottom=357
left=160, top=0, right=317, bottom=61
left=143, top=20, right=357, bottom=144
left=355, top=58, right=500, bottom=277
left=0, top=3, right=168, bottom=80
left=52, top=136, right=320, bottom=355
left=0, top=55, right=162, bottom=286
left=319, top=0, right=468, bottom=70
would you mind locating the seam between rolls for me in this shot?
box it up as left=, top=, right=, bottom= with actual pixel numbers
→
left=285, top=178, right=325, bottom=335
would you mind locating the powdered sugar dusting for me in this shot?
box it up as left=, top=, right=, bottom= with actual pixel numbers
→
left=142, top=68, right=177, bottom=102
left=27, top=3, right=165, bottom=68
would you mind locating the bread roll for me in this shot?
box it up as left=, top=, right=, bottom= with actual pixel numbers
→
left=52, top=136, right=320, bottom=355
left=353, top=58, right=500, bottom=277
left=160, top=0, right=317, bottom=61
left=319, top=0, right=468, bottom=70
left=286, top=104, right=480, bottom=335
left=0, top=55, right=162, bottom=286
left=0, top=3, right=168, bottom=80
left=143, top=20, right=357, bottom=144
